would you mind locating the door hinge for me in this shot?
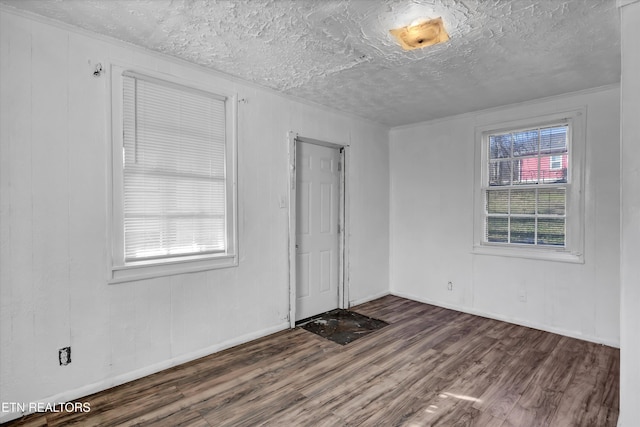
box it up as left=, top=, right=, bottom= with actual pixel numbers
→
left=338, top=162, right=342, bottom=172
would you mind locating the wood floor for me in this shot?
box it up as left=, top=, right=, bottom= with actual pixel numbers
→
left=4, top=296, right=619, bottom=427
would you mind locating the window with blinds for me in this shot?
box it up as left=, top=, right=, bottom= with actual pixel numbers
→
left=483, top=123, right=569, bottom=247
left=115, top=70, right=234, bottom=268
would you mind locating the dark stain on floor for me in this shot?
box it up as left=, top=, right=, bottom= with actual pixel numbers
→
left=297, top=309, right=389, bottom=345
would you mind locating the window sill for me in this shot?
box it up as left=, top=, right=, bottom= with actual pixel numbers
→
left=109, top=254, right=238, bottom=284
left=472, top=244, right=584, bottom=264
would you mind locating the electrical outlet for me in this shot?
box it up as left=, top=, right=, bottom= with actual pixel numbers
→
left=59, top=347, right=71, bottom=366
left=447, top=281, right=453, bottom=291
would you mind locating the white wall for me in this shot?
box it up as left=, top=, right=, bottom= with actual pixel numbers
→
left=0, top=9, right=389, bottom=421
left=619, top=1, right=640, bottom=425
left=389, top=86, right=620, bottom=346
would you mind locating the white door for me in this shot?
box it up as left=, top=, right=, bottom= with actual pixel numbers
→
left=295, top=141, right=341, bottom=321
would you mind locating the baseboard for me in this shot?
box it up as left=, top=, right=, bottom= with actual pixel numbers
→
left=0, top=322, right=290, bottom=424
left=349, top=291, right=391, bottom=307
left=390, top=291, right=620, bottom=348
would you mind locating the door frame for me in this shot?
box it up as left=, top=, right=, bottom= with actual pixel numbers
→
left=287, top=132, right=350, bottom=327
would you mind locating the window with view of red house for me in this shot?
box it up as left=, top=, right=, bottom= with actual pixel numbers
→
left=483, top=124, right=569, bottom=247
left=475, top=109, right=585, bottom=263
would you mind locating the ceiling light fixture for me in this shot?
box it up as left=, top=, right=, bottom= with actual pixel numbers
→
left=390, top=17, right=449, bottom=50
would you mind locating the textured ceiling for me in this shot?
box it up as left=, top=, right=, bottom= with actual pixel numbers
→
left=1, top=0, right=621, bottom=127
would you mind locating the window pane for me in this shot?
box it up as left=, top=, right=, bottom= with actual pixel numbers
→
left=172, top=217, right=225, bottom=253
left=483, top=121, right=572, bottom=250
left=511, top=190, right=535, bottom=214
left=537, top=218, right=565, bottom=246
left=486, top=190, right=509, bottom=214
left=490, top=133, right=511, bottom=159
left=487, top=217, right=508, bottom=243
left=123, top=173, right=226, bottom=261
left=540, top=126, right=567, bottom=154
left=489, top=160, right=512, bottom=186
left=511, top=218, right=535, bottom=244
left=513, top=129, right=539, bottom=157
left=539, top=155, right=567, bottom=183
left=512, top=158, right=538, bottom=185
left=122, top=73, right=228, bottom=262
left=538, top=188, right=565, bottom=215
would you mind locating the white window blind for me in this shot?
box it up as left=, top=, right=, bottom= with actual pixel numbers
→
left=484, top=124, right=569, bottom=247
left=122, top=72, right=228, bottom=262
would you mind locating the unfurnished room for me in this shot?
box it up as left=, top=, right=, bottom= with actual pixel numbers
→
left=1, top=1, right=639, bottom=426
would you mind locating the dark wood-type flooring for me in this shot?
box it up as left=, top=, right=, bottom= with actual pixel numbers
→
left=3, top=295, right=619, bottom=426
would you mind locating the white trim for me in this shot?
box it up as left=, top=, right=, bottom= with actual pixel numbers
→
left=287, top=133, right=350, bottom=325
left=287, top=132, right=297, bottom=328
left=107, top=63, right=239, bottom=283
left=338, top=147, right=347, bottom=310
left=109, top=255, right=239, bottom=284
left=617, top=0, right=640, bottom=8
left=390, top=84, right=619, bottom=132
left=391, top=291, right=620, bottom=348
left=471, top=244, right=583, bottom=263
left=342, top=145, right=352, bottom=309
left=0, top=321, right=289, bottom=424
left=349, top=291, right=391, bottom=308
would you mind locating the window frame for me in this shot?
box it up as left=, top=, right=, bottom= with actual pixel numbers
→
left=473, top=108, right=586, bottom=263
left=108, top=64, right=238, bottom=283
